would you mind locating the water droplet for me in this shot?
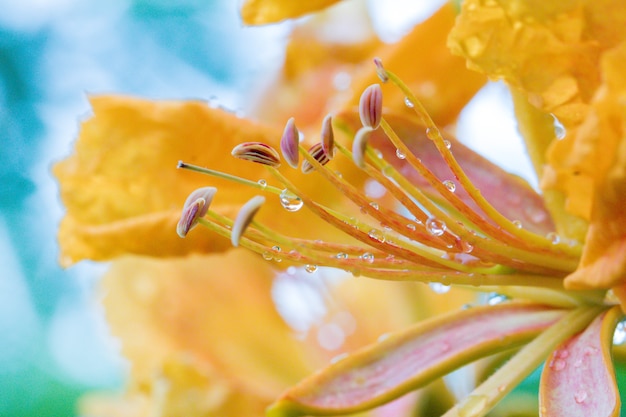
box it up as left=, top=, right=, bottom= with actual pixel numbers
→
left=487, top=293, right=508, bottom=305
left=613, top=319, right=626, bottom=345
left=279, top=189, right=304, bottom=212
left=443, top=180, right=456, bottom=192
left=547, top=232, right=561, bottom=244
left=552, top=114, right=567, bottom=140
left=404, top=96, right=415, bottom=108
left=262, top=251, right=273, bottom=261
left=368, top=229, right=386, bottom=243
left=458, top=239, right=474, bottom=254
left=574, top=390, right=588, bottom=404
left=512, top=220, right=523, bottom=229
left=425, top=217, right=447, bottom=236
left=335, top=252, right=348, bottom=259
left=305, top=264, right=318, bottom=273
left=369, top=201, right=379, bottom=210
left=549, top=358, right=566, bottom=371
left=360, top=252, right=375, bottom=263
left=334, top=170, right=343, bottom=178
left=406, top=223, right=416, bottom=231
left=395, top=148, right=406, bottom=159
left=426, top=127, right=435, bottom=140
left=272, top=245, right=281, bottom=252
left=429, top=282, right=450, bottom=294
left=257, top=179, right=267, bottom=189
left=459, top=395, right=488, bottom=417
left=443, top=139, right=451, bottom=149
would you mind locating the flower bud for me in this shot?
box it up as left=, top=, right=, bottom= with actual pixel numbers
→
left=302, top=143, right=331, bottom=174
left=177, top=187, right=217, bottom=237
left=232, top=142, right=281, bottom=167
left=280, top=117, right=300, bottom=169
left=359, top=84, right=383, bottom=129
left=231, top=195, right=265, bottom=247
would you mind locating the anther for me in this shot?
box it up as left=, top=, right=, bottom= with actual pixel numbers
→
left=352, top=127, right=374, bottom=168
left=280, top=117, right=300, bottom=169
left=231, top=195, right=265, bottom=247
left=232, top=142, right=281, bottom=167
left=373, top=57, right=389, bottom=83
left=359, top=84, right=383, bottom=129
left=176, top=186, right=217, bottom=238
left=302, top=143, right=331, bottom=174
left=320, top=114, right=335, bottom=159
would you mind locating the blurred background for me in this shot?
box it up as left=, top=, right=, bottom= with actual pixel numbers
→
left=0, top=0, right=535, bottom=416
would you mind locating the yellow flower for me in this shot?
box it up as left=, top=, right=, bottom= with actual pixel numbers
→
left=55, top=4, right=485, bottom=417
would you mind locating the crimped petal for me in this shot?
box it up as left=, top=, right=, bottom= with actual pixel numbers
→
left=266, top=303, right=565, bottom=416
left=539, top=307, right=621, bottom=417
left=337, top=111, right=556, bottom=235
left=240, top=0, right=341, bottom=25
left=54, top=96, right=345, bottom=265
left=562, top=43, right=626, bottom=289
left=448, top=0, right=626, bottom=128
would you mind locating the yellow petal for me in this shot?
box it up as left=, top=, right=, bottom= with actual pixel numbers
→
left=448, top=0, right=626, bottom=128
left=563, top=42, right=626, bottom=289
left=240, top=0, right=342, bottom=25
left=347, top=3, right=486, bottom=127
left=54, top=96, right=347, bottom=265
left=102, top=250, right=313, bottom=399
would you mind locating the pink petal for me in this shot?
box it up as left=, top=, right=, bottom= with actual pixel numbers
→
left=267, top=303, right=566, bottom=416
left=539, top=306, right=622, bottom=417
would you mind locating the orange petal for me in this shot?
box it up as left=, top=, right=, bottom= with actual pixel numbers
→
left=54, top=96, right=346, bottom=265
left=539, top=307, right=621, bottom=417
left=346, top=3, right=486, bottom=127
left=563, top=43, right=626, bottom=289
left=240, top=0, right=342, bottom=25
left=102, top=250, right=313, bottom=399
left=267, top=303, right=565, bottom=416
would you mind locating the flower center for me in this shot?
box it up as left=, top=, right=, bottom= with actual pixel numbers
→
left=176, top=59, right=584, bottom=291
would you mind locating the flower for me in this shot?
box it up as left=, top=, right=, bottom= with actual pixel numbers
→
left=53, top=1, right=626, bottom=417
left=54, top=3, right=485, bottom=417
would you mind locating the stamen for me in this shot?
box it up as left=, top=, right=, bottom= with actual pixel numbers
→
left=231, top=142, right=281, bottom=167
left=352, top=127, right=373, bottom=168
left=359, top=84, right=383, bottom=129
left=302, top=143, right=331, bottom=174
left=280, top=117, right=300, bottom=169
left=373, top=57, right=389, bottom=83
left=176, top=186, right=216, bottom=237
left=320, top=114, right=336, bottom=159
left=231, top=195, right=265, bottom=247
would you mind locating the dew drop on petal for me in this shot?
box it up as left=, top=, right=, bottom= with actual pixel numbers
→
left=443, top=180, right=456, bottom=192
left=279, top=189, right=303, bottom=212
left=429, top=282, right=450, bottom=294
left=335, top=252, right=348, bottom=259
left=305, top=264, right=318, bottom=274
left=368, top=229, right=386, bottom=243
left=426, top=217, right=447, bottom=236
left=257, top=179, right=267, bottom=189
left=512, top=220, right=523, bottom=229
left=613, top=319, right=626, bottom=345
left=443, top=139, right=451, bottom=149
left=395, top=148, right=406, bottom=159
left=574, top=390, right=588, bottom=404
left=547, top=232, right=560, bottom=244
left=404, top=96, right=415, bottom=108
left=360, top=252, right=375, bottom=263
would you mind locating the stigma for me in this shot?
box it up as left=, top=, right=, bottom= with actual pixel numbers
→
left=176, top=59, right=583, bottom=289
